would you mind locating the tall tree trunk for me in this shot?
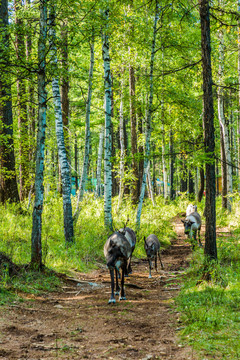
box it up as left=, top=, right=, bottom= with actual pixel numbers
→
left=238, top=0, right=240, bottom=191
left=15, top=0, right=29, bottom=201
left=74, top=35, right=94, bottom=222
left=61, top=21, right=70, bottom=161
left=147, top=167, right=155, bottom=205
left=102, top=6, right=113, bottom=230
left=136, top=1, right=159, bottom=229
left=138, top=108, right=144, bottom=196
left=162, top=120, right=168, bottom=200
left=0, top=0, right=19, bottom=204
left=49, top=4, right=74, bottom=244
left=188, top=170, right=194, bottom=198
left=169, top=130, right=176, bottom=200
left=217, top=18, right=232, bottom=211
left=199, top=0, right=217, bottom=260
left=31, top=0, right=48, bottom=267
left=74, top=134, right=78, bottom=192
left=26, top=0, right=36, bottom=191
left=96, top=125, right=104, bottom=197
left=129, top=64, right=138, bottom=204
left=220, top=129, right=228, bottom=208
left=117, top=78, right=125, bottom=212
left=198, top=166, right=205, bottom=202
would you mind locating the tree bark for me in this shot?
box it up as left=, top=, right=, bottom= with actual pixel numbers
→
left=198, top=166, right=205, bottom=202
left=102, top=6, right=113, bottom=230
left=49, top=4, right=74, bottom=244
left=61, top=21, right=70, bottom=161
left=169, top=130, right=176, bottom=200
left=0, top=0, right=19, bottom=204
left=31, top=0, right=48, bottom=267
left=129, top=65, right=138, bottom=204
left=117, top=77, right=125, bottom=212
left=217, top=18, right=232, bottom=211
left=15, top=0, right=29, bottom=201
left=199, top=0, right=217, bottom=260
left=162, top=120, right=168, bottom=200
left=96, top=125, right=104, bottom=197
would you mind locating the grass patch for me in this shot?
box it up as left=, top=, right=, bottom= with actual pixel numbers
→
left=176, top=226, right=240, bottom=359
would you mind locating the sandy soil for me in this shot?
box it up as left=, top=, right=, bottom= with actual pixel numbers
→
left=0, top=217, right=197, bottom=360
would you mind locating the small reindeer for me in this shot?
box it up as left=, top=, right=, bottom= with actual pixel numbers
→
left=144, top=234, right=164, bottom=278
left=104, top=231, right=132, bottom=304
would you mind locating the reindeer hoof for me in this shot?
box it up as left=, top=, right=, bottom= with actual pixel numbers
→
left=120, top=296, right=126, bottom=301
left=108, top=299, right=116, bottom=304
left=148, top=275, right=152, bottom=279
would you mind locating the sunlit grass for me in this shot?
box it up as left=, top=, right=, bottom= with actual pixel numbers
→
left=0, top=192, right=177, bottom=297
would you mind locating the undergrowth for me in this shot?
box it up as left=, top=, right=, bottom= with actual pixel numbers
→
left=0, top=192, right=176, bottom=299
left=176, top=193, right=240, bottom=360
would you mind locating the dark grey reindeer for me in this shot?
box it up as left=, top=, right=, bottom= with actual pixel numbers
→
left=144, top=234, right=164, bottom=278
left=104, top=231, right=132, bottom=304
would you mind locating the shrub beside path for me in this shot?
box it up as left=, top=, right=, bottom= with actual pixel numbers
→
left=0, top=217, right=196, bottom=360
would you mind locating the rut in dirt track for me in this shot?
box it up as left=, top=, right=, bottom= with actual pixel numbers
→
left=0, top=217, right=196, bottom=360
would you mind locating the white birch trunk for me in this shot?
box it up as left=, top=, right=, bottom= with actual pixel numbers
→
left=31, top=0, right=47, bottom=266
left=162, top=121, right=168, bottom=200
left=49, top=5, right=74, bottom=243
left=74, top=36, right=94, bottom=221
left=136, top=2, right=159, bottom=229
left=102, top=6, right=113, bottom=230
left=117, top=79, right=125, bottom=212
left=147, top=167, right=155, bottom=206
left=96, top=125, right=104, bottom=197
left=217, top=22, right=232, bottom=211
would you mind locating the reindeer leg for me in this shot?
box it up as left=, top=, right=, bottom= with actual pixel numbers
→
left=148, top=259, right=152, bottom=278
left=155, top=255, right=158, bottom=273
left=119, top=266, right=126, bottom=301
left=158, top=251, right=164, bottom=269
left=108, top=268, right=116, bottom=304
left=115, top=268, right=120, bottom=295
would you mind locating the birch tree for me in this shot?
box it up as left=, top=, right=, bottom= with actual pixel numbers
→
left=74, top=34, right=94, bottom=223
left=217, top=8, right=232, bottom=211
left=117, top=77, right=125, bottom=212
left=49, top=4, right=74, bottom=244
left=96, top=125, right=104, bottom=197
left=31, top=0, right=48, bottom=267
left=136, top=1, right=159, bottom=229
left=102, top=6, right=113, bottom=230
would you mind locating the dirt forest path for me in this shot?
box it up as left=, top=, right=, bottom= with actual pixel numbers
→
left=0, top=217, right=197, bottom=360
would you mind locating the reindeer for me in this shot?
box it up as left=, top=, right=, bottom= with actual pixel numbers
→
left=181, top=211, right=203, bottom=249
left=104, top=231, right=132, bottom=304
left=119, top=226, right=136, bottom=275
left=144, top=234, right=164, bottom=278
